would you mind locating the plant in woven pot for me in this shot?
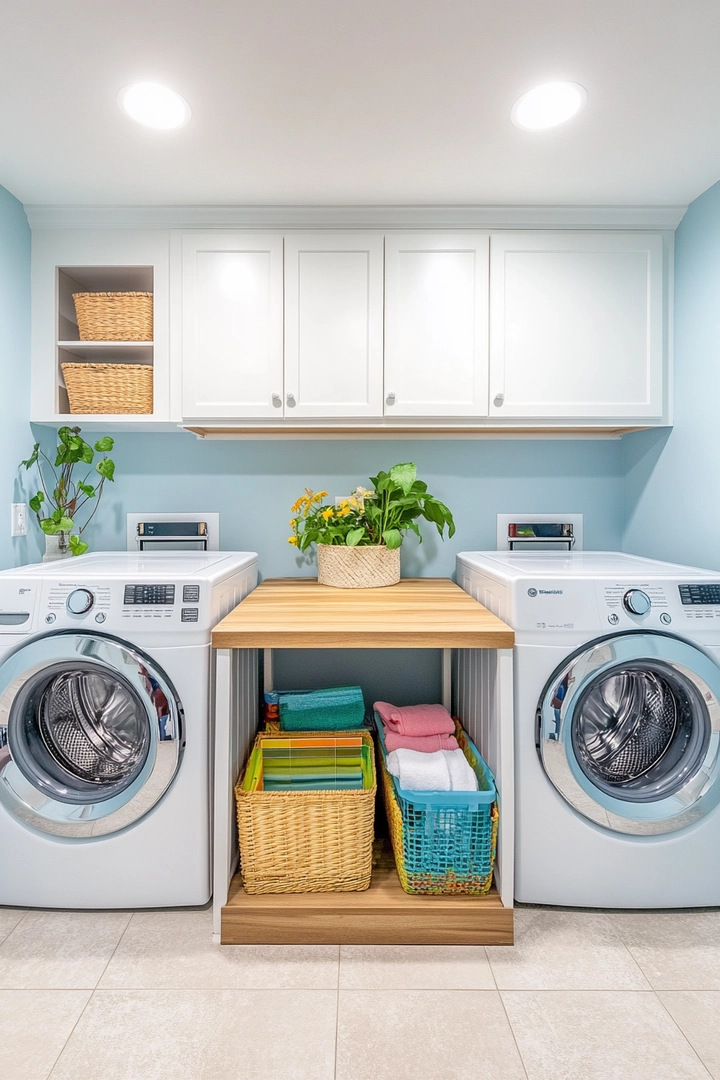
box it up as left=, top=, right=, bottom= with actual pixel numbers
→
left=289, top=463, right=455, bottom=589
left=21, top=427, right=116, bottom=560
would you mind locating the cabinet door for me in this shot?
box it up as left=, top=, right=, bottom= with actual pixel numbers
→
left=489, top=232, right=666, bottom=419
left=284, top=233, right=384, bottom=418
left=181, top=232, right=284, bottom=418
left=384, top=233, right=489, bottom=417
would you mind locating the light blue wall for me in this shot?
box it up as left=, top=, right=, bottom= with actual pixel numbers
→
left=52, top=433, right=624, bottom=570
left=0, top=185, right=36, bottom=568
left=623, top=180, right=720, bottom=569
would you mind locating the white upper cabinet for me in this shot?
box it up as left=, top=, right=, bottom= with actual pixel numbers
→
left=489, top=231, right=666, bottom=420
left=181, top=232, right=284, bottom=418
left=284, top=232, right=384, bottom=418
left=384, top=233, right=489, bottom=417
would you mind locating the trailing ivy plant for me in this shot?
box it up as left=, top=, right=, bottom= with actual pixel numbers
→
left=21, top=426, right=116, bottom=556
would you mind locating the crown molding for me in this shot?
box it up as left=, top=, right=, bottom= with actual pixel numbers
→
left=24, top=203, right=687, bottom=230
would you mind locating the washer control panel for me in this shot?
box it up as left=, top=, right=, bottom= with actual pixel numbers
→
left=38, top=579, right=206, bottom=628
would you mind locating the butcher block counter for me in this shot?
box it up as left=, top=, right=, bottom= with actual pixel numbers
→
left=211, top=576, right=515, bottom=650
left=211, top=577, right=516, bottom=945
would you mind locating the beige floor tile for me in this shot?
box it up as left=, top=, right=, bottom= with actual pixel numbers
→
left=612, top=911, right=720, bottom=990
left=99, top=910, right=339, bottom=989
left=502, top=990, right=709, bottom=1080
left=0, top=908, right=26, bottom=945
left=0, top=989, right=90, bottom=1080
left=339, top=944, right=495, bottom=989
left=659, top=992, right=720, bottom=1078
left=0, top=911, right=131, bottom=990
left=49, top=989, right=337, bottom=1080
left=487, top=909, right=649, bottom=990
left=336, top=989, right=527, bottom=1080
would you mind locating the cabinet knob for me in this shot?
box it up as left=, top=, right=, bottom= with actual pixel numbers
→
left=493, top=393, right=505, bottom=407
left=286, top=393, right=296, bottom=408
left=271, top=393, right=282, bottom=407
left=386, top=392, right=396, bottom=406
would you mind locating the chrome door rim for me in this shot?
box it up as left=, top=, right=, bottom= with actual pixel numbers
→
left=0, top=630, right=183, bottom=838
left=537, top=631, right=720, bottom=835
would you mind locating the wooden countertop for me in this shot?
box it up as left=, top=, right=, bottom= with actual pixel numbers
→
left=212, top=576, right=514, bottom=649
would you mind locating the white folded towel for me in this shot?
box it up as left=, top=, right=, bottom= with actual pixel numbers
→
left=385, top=748, right=451, bottom=790
left=442, top=749, right=479, bottom=791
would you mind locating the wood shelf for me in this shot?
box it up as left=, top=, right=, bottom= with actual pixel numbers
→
left=222, top=839, right=513, bottom=945
left=211, top=576, right=515, bottom=650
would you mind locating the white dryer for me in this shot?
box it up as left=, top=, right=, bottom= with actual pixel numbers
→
left=457, top=551, right=720, bottom=908
left=0, top=551, right=257, bottom=909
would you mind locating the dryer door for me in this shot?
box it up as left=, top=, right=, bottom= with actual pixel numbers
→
left=0, top=631, right=183, bottom=838
left=537, top=631, right=720, bottom=835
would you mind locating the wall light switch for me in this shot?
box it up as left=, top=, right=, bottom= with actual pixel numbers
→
left=11, top=503, right=27, bottom=537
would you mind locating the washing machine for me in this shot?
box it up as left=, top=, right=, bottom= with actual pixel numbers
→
left=0, top=550, right=257, bottom=909
left=456, top=551, right=720, bottom=908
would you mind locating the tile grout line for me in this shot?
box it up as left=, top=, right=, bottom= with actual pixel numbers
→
left=93, top=911, right=135, bottom=990
left=653, top=989, right=715, bottom=1079
left=334, top=945, right=341, bottom=1080
left=0, top=907, right=29, bottom=952
left=44, top=911, right=135, bottom=1077
left=44, top=989, right=95, bottom=1080
left=496, top=988, right=531, bottom=1080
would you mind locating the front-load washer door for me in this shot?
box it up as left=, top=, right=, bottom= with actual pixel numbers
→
left=0, top=631, right=183, bottom=838
left=537, top=631, right=720, bottom=835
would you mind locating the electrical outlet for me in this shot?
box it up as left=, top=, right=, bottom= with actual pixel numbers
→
left=11, top=503, right=27, bottom=537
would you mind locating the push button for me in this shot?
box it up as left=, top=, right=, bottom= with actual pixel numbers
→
left=608, top=613, right=620, bottom=625
left=660, top=612, right=672, bottom=625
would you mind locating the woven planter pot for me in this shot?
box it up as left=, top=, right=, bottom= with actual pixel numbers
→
left=317, top=544, right=401, bottom=589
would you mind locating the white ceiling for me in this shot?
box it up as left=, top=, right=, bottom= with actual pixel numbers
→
left=2, top=0, right=720, bottom=207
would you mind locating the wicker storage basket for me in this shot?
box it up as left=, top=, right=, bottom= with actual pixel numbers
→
left=377, top=718, right=498, bottom=895
left=72, top=291, right=153, bottom=341
left=61, top=363, right=153, bottom=414
left=317, top=544, right=400, bottom=588
left=235, top=729, right=376, bottom=894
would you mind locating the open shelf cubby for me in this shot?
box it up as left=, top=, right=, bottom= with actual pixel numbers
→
left=56, top=265, right=154, bottom=417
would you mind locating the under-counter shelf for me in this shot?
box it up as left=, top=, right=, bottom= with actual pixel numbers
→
left=222, top=838, right=513, bottom=945
left=212, top=577, right=516, bottom=944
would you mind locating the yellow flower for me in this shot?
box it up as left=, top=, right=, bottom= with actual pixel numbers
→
left=321, top=508, right=334, bottom=520
left=312, top=489, right=328, bottom=503
left=290, top=497, right=304, bottom=513
left=337, top=507, right=352, bottom=517
left=288, top=536, right=298, bottom=545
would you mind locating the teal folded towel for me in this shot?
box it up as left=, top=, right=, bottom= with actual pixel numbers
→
left=278, top=686, right=365, bottom=731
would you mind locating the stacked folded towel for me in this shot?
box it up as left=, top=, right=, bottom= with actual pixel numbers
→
left=269, top=686, right=366, bottom=731
left=374, top=701, right=459, bottom=753
left=386, top=747, right=479, bottom=791
left=374, top=699, right=478, bottom=791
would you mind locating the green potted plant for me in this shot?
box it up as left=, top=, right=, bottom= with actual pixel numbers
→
left=289, top=462, right=455, bottom=588
left=21, top=426, right=116, bottom=561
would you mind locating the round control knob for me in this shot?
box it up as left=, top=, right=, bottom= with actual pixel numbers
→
left=660, top=612, right=672, bottom=625
left=66, top=588, right=94, bottom=615
left=623, top=589, right=651, bottom=616
left=95, top=612, right=106, bottom=624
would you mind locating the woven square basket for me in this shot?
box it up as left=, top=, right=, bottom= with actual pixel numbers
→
left=72, top=291, right=153, bottom=341
left=235, top=729, right=376, bottom=894
left=61, top=362, right=153, bottom=415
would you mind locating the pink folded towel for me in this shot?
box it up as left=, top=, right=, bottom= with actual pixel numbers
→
left=374, top=700, right=455, bottom=738
left=384, top=731, right=460, bottom=753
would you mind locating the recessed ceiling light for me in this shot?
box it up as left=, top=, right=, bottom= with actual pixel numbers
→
left=118, top=82, right=191, bottom=130
left=511, top=81, right=587, bottom=131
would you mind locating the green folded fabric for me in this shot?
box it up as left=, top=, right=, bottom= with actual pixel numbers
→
left=278, top=686, right=366, bottom=731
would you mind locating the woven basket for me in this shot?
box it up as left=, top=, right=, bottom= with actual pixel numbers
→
left=72, top=292, right=153, bottom=341
left=235, top=730, right=376, bottom=894
left=62, top=363, right=153, bottom=414
left=317, top=544, right=400, bottom=589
